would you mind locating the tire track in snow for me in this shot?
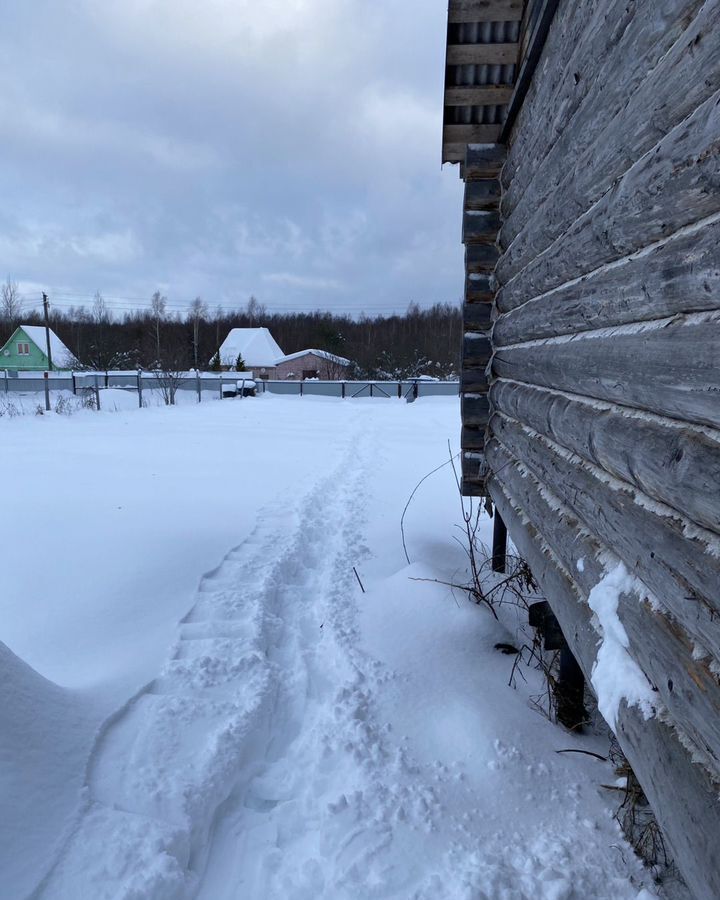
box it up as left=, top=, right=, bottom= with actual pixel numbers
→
left=35, top=425, right=383, bottom=900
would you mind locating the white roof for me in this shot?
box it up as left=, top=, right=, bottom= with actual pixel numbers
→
left=218, top=328, right=284, bottom=367
left=278, top=348, right=351, bottom=366
left=19, top=325, right=76, bottom=367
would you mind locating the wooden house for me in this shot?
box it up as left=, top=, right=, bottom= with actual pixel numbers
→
left=0, top=325, right=76, bottom=371
left=445, top=2, right=720, bottom=896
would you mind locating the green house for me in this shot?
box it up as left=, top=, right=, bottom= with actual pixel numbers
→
left=0, top=325, right=76, bottom=371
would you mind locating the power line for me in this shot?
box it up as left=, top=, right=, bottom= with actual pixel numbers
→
left=21, top=298, right=433, bottom=316
left=18, top=289, right=454, bottom=314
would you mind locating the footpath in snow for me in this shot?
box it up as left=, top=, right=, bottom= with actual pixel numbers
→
left=0, top=395, right=657, bottom=899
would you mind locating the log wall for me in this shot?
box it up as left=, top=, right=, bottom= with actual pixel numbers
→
left=484, top=1, right=720, bottom=896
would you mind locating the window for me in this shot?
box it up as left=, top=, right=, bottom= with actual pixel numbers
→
left=17, top=342, right=30, bottom=356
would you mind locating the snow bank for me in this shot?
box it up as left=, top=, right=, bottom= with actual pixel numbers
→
left=0, top=641, right=99, bottom=898
left=587, top=562, right=657, bottom=728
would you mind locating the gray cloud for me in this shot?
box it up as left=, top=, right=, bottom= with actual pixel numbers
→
left=0, top=0, right=464, bottom=316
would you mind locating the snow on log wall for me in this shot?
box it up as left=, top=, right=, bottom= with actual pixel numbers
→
left=485, top=2, right=720, bottom=897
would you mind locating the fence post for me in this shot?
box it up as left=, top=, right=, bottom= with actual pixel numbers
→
left=71, top=372, right=77, bottom=395
left=105, top=370, right=109, bottom=388
left=240, top=378, right=245, bottom=399
left=44, top=371, right=51, bottom=411
left=370, top=382, right=373, bottom=398
left=4, top=369, right=8, bottom=394
left=300, top=380, right=303, bottom=398
left=137, top=369, right=143, bottom=408
left=342, top=381, right=346, bottom=399
left=196, top=368, right=202, bottom=403
left=398, top=382, right=402, bottom=399
left=219, top=377, right=223, bottom=400
left=492, top=512, right=508, bottom=573
left=94, top=374, right=101, bottom=411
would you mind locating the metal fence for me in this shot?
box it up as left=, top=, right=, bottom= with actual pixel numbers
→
left=258, top=379, right=459, bottom=399
left=1, top=369, right=460, bottom=410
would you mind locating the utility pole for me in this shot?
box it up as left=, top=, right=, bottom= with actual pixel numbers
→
left=42, top=292, right=53, bottom=370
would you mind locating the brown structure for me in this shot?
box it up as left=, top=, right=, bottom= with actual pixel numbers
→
left=445, top=2, right=720, bottom=897
left=274, top=349, right=352, bottom=381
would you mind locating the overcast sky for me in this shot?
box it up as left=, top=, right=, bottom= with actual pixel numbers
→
left=1, top=1, right=463, bottom=318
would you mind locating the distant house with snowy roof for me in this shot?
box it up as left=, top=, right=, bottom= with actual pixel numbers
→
left=275, top=349, right=352, bottom=380
left=215, top=327, right=284, bottom=377
left=0, top=325, right=76, bottom=371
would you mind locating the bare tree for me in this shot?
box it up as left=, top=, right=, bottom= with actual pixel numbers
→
left=92, top=290, right=112, bottom=324
left=188, top=296, right=208, bottom=369
left=153, top=324, right=191, bottom=405
left=150, top=291, right=167, bottom=364
left=1, top=277, right=21, bottom=331
left=246, top=295, right=266, bottom=326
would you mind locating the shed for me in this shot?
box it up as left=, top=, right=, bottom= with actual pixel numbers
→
left=0, top=325, right=76, bottom=371
left=274, top=349, right=352, bottom=380
left=216, top=328, right=284, bottom=377
left=444, top=2, right=720, bottom=897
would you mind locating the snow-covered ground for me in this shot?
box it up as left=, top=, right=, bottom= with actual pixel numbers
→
left=0, top=395, right=656, bottom=899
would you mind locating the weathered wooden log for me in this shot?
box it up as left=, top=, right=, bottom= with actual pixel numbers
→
left=497, top=85, right=720, bottom=306
left=490, top=380, right=720, bottom=534
left=489, top=414, right=720, bottom=655
left=466, top=243, right=500, bottom=274
left=488, top=474, right=720, bottom=900
left=461, top=370, right=489, bottom=393
left=463, top=333, right=493, bottom=367
left=494, top=214, right=720, bottom=336
left=487, top=439, right=720, bottom=777
left=461, top=393, right=490, bottom=426
left=463, top=210, right=501, bottom=244
left=464, top=302, right=492, bottom=331
left=464, top=144, right=506, bottom=180
left=448, top=0, right=523, bottom=23
left=501, top=0, right=619, bottom=193
left=491, top=311, right=720, bottom=430
left=464, top=179, right=501, bottom=212
left=463, top=449, right=488, bottom=483
left=461, top=425, right=486, bottom=451
left=444, top=125, right=503, bottom=150
left=501, top=0, right=709, bottom=222
left=465, top=274, right=494, bottom=302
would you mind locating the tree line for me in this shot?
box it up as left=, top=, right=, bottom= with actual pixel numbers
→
left=1, top=282, right=462, bottom=379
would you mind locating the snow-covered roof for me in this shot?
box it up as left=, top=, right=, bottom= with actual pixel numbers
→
left=19, top=325, right=76, bottom=367
left=278, top=348, right=351, bottom=366
left=218, top=328, right=284, bottom=367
